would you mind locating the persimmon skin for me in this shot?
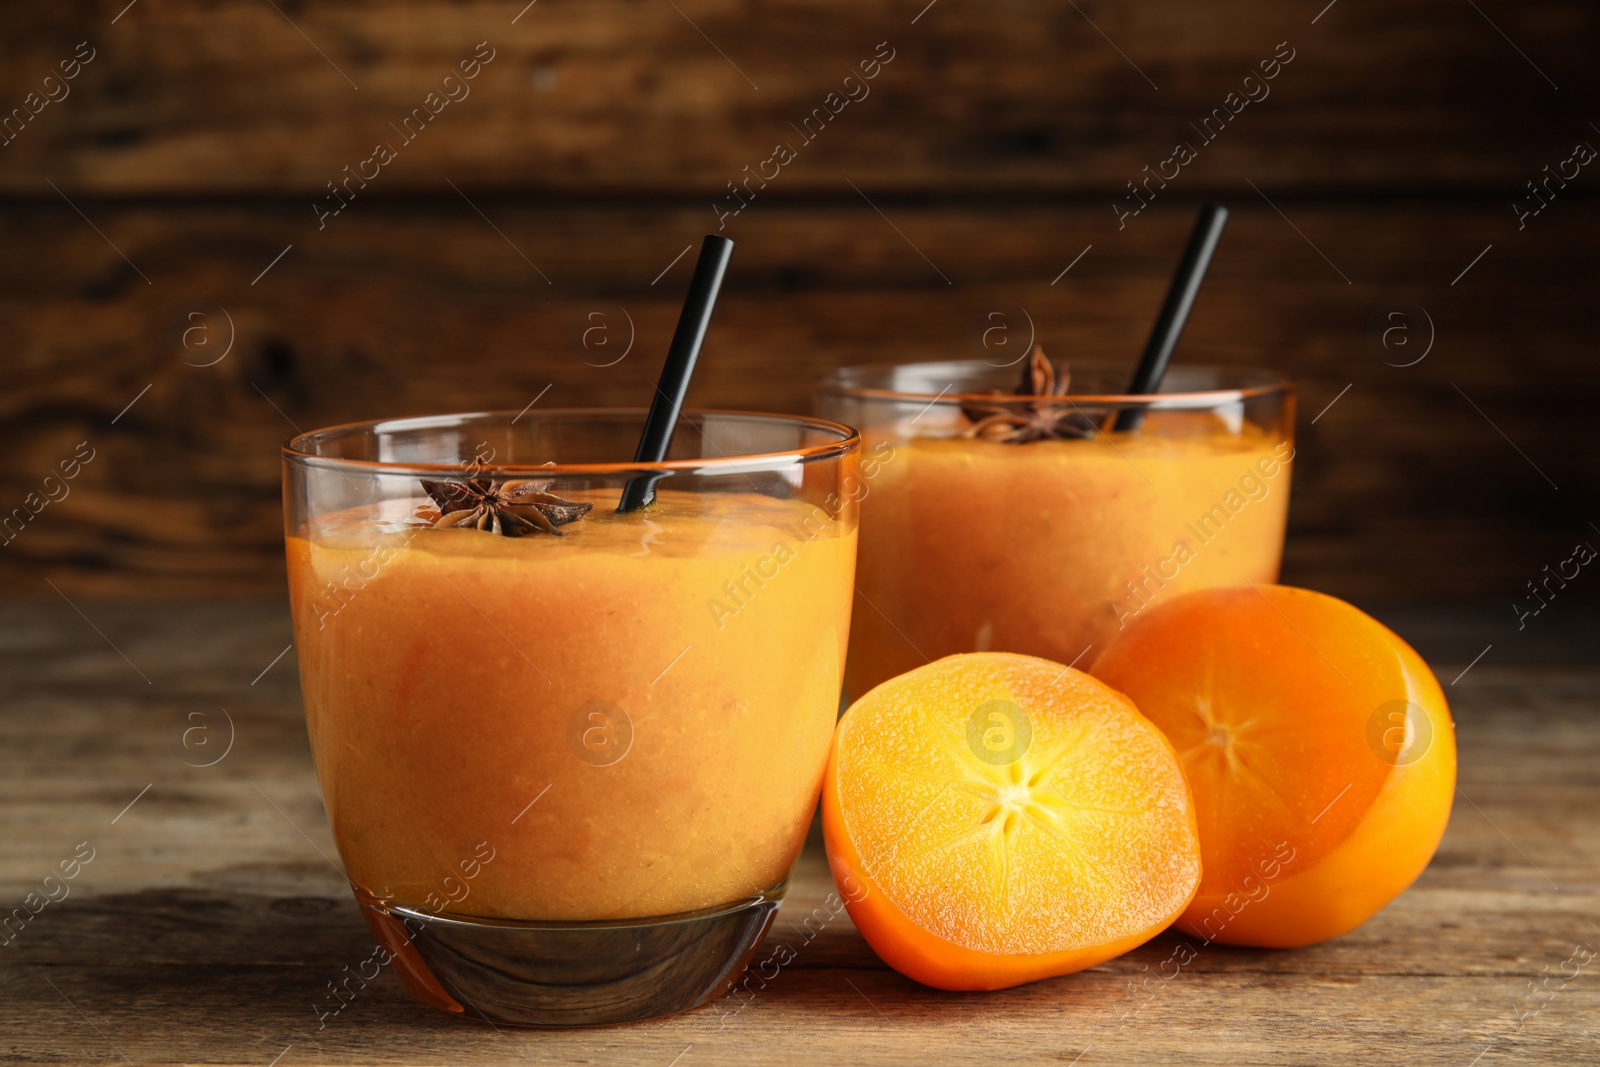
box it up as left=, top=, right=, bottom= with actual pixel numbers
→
left=1177, top=629, right=1455, bottom=948
left=1095, top=586, right=1457, bottom=949
left=822, top=754, right=1188, bottom=990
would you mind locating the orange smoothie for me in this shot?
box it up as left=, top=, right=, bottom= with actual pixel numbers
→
left=287, top=488, right=856, bottom=922
left=846, top=411, right=1291, bottom=699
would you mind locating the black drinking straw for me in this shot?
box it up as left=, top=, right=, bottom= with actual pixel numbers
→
left=1113, top=204, right=1229, bottom=432
left=616, top=234, right=736, bottom=512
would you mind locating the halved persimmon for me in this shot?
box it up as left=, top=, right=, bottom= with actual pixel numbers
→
left=1092, top=584, right=1456, bottom=948
left=822, top=652, right=1201, bottom=991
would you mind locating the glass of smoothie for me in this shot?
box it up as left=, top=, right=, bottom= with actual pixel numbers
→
left=281, top=409, right=859, bottom=1026
left=817, top=352, right=1294, bottom=702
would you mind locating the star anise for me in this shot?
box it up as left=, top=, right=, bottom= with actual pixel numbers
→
left=959, top=345, right=1099, bottom=443
left=420, top=478, right=592, bottom=537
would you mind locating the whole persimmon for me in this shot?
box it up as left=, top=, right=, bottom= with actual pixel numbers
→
left=822, top=652, right=1201, bottom=990
left=1092, top=584, right=1456, bottom=948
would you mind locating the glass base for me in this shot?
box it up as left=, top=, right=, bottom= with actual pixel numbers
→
left=360, top=885, right=784, bottom=1027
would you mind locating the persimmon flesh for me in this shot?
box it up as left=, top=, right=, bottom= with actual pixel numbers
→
left=823, top=652, right=1202, bottom=990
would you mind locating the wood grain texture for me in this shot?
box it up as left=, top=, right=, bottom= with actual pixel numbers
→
left=0, top=0, right=1595, bottom=196
left=0, top=602, right=1595, bottom=1065
left=2, top=0, right=1597, bottom=600
left=0, top=197, right=1595, bottom=599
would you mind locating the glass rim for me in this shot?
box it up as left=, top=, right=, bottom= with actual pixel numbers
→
left=817, top=359, right=1295, bottom=406
left=281, top=407, right=861, bottom=477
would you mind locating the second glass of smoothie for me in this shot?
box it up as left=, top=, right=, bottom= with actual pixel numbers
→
left=818, top=357, right=1293, bottom=702
left=282, top=409, right=859, bottom=1026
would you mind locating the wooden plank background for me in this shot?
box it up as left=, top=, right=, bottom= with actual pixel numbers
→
left=1, top=0, right=1597, bottom=598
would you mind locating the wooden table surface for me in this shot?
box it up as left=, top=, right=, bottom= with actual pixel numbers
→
left=2, top=602, right=1595, bottom=1066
